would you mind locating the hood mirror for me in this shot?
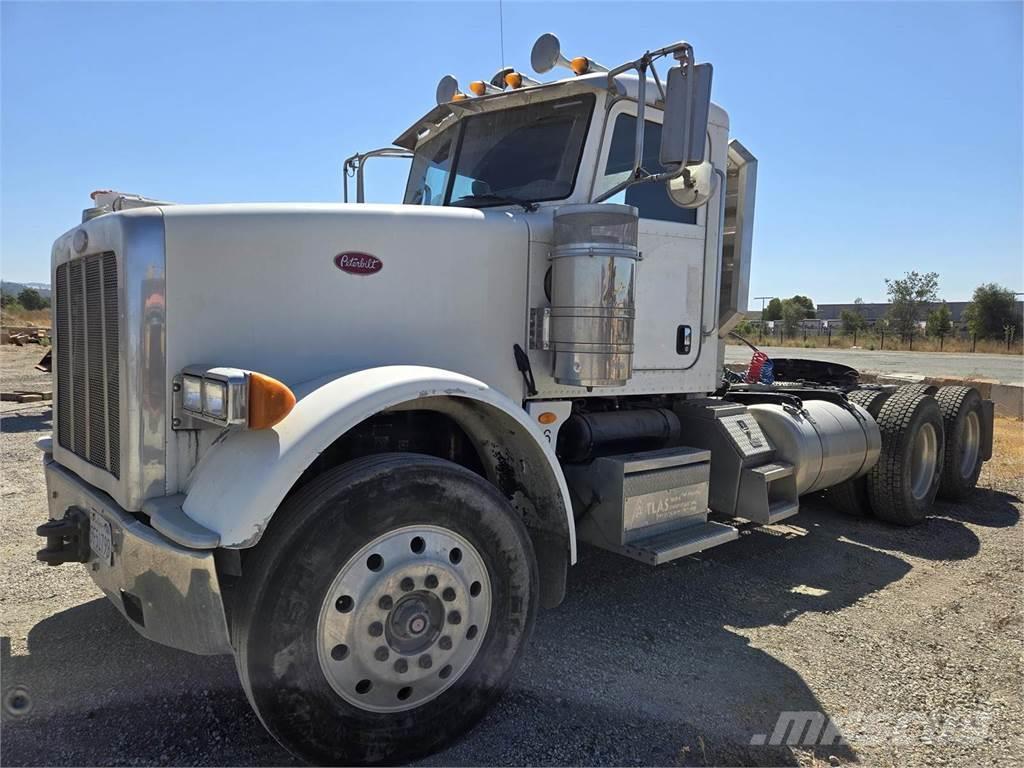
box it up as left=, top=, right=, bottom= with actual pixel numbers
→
left=666, top=160, right=717, bottom=208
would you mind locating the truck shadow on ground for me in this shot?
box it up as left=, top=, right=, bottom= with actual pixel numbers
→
left=3, top=500, right=1000, bottom=767
left=0, top=410, right=52, bottom=434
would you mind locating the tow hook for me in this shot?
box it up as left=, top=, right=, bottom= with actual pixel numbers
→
left=36, top=507, right=90, bottom=566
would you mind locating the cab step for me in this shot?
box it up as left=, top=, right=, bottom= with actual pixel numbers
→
left=614, top=520, right=739, bottom=565
left=738, top=462, right=800, bottom=523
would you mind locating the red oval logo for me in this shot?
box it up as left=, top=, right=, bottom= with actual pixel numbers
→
left=334, top=252, right=382, bottom=275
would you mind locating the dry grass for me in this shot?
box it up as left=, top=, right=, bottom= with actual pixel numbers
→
left=1, top=308, right=51, bottom=328
left=983, top=417, right=1024, bottom=485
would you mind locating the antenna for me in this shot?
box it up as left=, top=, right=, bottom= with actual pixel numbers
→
left=498, top=0, right=505, bottom=68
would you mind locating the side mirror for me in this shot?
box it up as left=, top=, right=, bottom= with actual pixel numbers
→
left=666, top=160, right=717, bottom=208
left=659, top=62, right=713, bottom=167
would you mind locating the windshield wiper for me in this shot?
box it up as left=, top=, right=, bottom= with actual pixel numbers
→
left=450, top=194, right=538, bottom=212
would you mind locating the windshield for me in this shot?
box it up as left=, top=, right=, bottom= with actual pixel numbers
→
left=403, top=94, right=595, bottom=208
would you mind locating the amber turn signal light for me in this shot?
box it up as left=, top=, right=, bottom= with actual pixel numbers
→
left=248, top=372, right=296, bottom=429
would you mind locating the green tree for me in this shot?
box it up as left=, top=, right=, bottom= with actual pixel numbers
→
left=780, top=298, right=806, bottom=334
left=16, top=288, right=48, bottom=311
left=763, top=298, right=783, bottom=322
left=885, top=271, right=939, bottom=337
left=926, top=303, right=952, bottom=337
left=841, top=297, right=867, bottom=333
left=963, top=283, right=1021, bottom=339
left=732, top=317, right=756, bottom=337
left=0, top=293, right=21, bottom=310
left=788, top=295, right=816, bottom=319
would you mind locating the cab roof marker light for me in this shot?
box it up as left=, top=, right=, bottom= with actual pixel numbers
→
left=469, top=80, right=502, bottom=96
left=504, top=71, right=541, bottom=89
left=489, top=68, right=515, bottom=88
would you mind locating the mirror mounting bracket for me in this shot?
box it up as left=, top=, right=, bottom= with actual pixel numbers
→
left=593, top=41, right=707, bottom=205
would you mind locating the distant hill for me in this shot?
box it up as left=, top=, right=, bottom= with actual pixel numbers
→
left=1, top=281, right=51, bottom=300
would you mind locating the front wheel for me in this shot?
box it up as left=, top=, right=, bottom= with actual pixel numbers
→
left=232, top=453, right=538, bottom=765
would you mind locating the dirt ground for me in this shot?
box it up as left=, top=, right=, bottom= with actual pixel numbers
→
left=1, top=346, right=1021, bottom=767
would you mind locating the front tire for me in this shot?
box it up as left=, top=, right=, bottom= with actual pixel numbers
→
left=232, top=453, right=538, bottom=765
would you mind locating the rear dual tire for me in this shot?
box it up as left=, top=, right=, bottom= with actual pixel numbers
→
left=935, top=386, right=985, bottom=501
left=231, top=453, right=538, bottom=765
left=867, top=393, right=945, bottom=525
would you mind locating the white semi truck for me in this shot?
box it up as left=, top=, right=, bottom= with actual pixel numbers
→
left=36, top=35, right=993, bottom=765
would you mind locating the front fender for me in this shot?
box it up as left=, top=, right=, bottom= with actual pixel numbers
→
left=181, top=366, right=575, bottom=563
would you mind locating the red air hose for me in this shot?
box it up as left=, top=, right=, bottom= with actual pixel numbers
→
left=746, top=350, right=769, bottom=383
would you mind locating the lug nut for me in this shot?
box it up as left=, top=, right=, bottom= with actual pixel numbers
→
left=368, top=621, right=383, bottom=637
left=375, top=646, right=390, bottom=661
left=418, top=654, right=432, bottom=669
left=394, top=658, right=409, bottom=673
left=400, top=577, right=415, bottom=592
left=447, top=610, right=461, bottom=625
left=378, top=595, right=393, bottom=610
left=442, top=587, right=456, bottom=602
left=439, top=636, right=453, bottom=650
left=425, top=574, right=439, bottom=589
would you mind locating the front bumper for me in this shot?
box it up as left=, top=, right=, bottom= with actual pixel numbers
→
left=42, top=455, right=232, bottom=655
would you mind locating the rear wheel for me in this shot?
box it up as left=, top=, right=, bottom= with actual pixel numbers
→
left=895, top=383, right=939, bottom=399
left=232, top=453, right=538, bottom=765
left=846, top=387, right=892, bottom=417
left=867, top=394, right=945, bottom=525
left=935, top=386, right=984, bottom=500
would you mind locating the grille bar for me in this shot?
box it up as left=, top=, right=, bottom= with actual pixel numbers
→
left=56, top=252, right=120, bottom=478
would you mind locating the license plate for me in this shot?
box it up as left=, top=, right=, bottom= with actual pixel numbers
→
left=89, top=510, right=113, bottom=564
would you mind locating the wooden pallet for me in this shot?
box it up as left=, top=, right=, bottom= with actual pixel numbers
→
left=0, top=391, right=53, bottom=403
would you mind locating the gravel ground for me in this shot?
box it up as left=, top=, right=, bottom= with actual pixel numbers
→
left=0, top=345, right=51, bottom=404
left=2, top=346, right=1021, bottom=767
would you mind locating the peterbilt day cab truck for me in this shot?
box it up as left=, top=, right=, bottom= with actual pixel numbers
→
left=36, top=35, right=994, bottom=765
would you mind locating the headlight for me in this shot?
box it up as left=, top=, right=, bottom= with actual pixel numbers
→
left=175, top=366, right=295, bottom=430
left=182, top=375, right=203, bottom=412
left=203, top=379, right=228, bottom=419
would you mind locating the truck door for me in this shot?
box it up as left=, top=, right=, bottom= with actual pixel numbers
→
left=592, top=103, right=710, bottom=373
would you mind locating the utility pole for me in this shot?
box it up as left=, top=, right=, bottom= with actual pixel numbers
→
left=754, top=296, right=774, bottom=341
left=754, top=296, right=774, bottom=316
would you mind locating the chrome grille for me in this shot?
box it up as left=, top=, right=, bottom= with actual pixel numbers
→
left=55, top=252, right=120, bottom=477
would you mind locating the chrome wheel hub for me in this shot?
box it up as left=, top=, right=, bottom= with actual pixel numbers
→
left=317, top=525, right=492, bottom=713
left=910, top=422, right=939, bottom=501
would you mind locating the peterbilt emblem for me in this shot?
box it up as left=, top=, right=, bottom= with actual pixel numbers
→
left=334, top=252, right=382, bottom=275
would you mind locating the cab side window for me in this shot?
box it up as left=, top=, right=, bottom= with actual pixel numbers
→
left=600, top=114, right=698, bottom=225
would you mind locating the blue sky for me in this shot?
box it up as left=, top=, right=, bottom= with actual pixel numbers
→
left=2, top=1, right=1021, bottom=305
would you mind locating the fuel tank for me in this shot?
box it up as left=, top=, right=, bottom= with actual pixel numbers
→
left=746, top=400, right=881, bottom=495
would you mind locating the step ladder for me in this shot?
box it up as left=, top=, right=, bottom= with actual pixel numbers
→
left=674, top=399, right=801, bottom=524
